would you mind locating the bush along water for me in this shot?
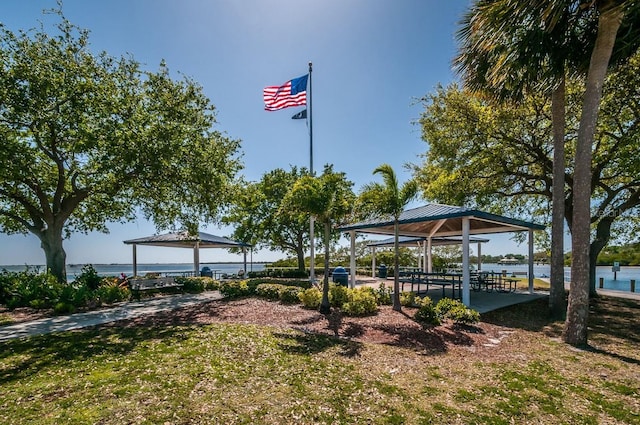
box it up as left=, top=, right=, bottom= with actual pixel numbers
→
left=0, top=267, right=132, bottom=314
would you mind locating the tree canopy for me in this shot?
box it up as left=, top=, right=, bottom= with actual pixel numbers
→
left=413, top=51, right=640, bottom=289
left=222, top=167, right=312, bottom=271
left=282, top=164, right=355, bottom=313
left=0, top=15, right=242, bottom=281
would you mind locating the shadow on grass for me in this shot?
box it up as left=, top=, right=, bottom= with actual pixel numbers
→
left=0, top=325, right=190, bottom=386
left=582, top=345, right=640, bottom=366
left=480, top=297, right=560, bottom=333
left=273, top=331, right=364, bottom=358
left=586, top=295, right=640, bottom=365
left=483, top=294, right=640, bottom=365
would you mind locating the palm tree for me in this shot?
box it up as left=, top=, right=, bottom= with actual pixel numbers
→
left=359, top=164, right=418, bottom=312
left=455, top=0, right=587, bottom=319
left=564, top=0, right=629, bottom=346
left=455, top=0, right=640, bottom=345
left=282, top=165, right=355, bottom=314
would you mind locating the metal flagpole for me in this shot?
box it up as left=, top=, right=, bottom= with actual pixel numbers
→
left=308, top=61, right=315, bottom=283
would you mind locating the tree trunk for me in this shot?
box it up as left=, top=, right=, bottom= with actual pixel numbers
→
left=39, top=225, right=67, bottom=283
left=589, top=214, right=615, bottom=295
left=550, top=78, right=567, bottom=319
left=564, top=3, right=623, bottom=346
left=319, top=221, right=331, bottom=314
left=296, top=244, right=306, bottom=272
left=392, top=220, right=401, bottom=312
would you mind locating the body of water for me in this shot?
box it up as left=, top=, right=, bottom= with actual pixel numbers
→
left=480, top=262, right=639, bottom=293
left=0, top=262, right=267, bottom=281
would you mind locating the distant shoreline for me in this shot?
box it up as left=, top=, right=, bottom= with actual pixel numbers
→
left=1, top=261, right=271, bottom=268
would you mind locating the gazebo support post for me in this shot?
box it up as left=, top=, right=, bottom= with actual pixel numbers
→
left=427, top=237, right=432, bottom=273
left=243, top=247, right=247, bottom=275
left=132, top=244, right=138, bottom=277
left=462, top=217, right=470, bottom=306
left=371, top=247, right=376, bottom=278
left=423, top=241, right=428, bottom=272
left=194, top=241, right=200, bottom=277
left=477, top=241, right=482, bottom=271
left=528, top=229, right=534, bottom=293
left=349, top=230, right=356, bottom=288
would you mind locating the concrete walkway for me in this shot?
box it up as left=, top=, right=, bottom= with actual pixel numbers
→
left=0, top=291, right=223, bottom=342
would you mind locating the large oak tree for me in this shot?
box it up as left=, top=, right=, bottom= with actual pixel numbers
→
left=0, top=16, right=242, bottom=282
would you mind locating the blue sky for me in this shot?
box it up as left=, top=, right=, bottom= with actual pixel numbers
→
left=0, top=0, right=535, bottom=265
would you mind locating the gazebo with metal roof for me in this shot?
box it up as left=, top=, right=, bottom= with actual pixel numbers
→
left=123, top=231, right=252, bottom=277
left=339, top=203, right=545, bottom=306
left=366, top=235, right=490, bottom=278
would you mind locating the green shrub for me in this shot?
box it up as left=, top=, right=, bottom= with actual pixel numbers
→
left=176, top=277, right=207, bottom=293
left=375, top=283, right=392, bottom=305
left=434, top=297, right=458, bottom=317
left=299, top=287, right=322, bottom=309
left=256, top=283, right=283, bottom=300
left=435, top=298, right=480, bottom=324
left=7, top=271, right=62, bottom=308
left=281, top=269, right=308, bottom=279
left=74, top=265, right=102, bottom=291
left=0, top=269, right=51, bottom=300
left=414, top=296, right=440, bottom=326
left=329, top=284, right=349, bottom=308
left=96, top=282, right=130, bottom=304
left=0, top=269, right=19, bottom=304
left=247, top=278, right=311, bottom=289
left=279, top=286, right=302, bottom=304
left=29, top=299, right=49, bottom=309
left=204, top=279, right=220, bottom=291
left=415, top=296, right=432, bottom=308
left=399, top=291, right=417, bottom=307
left=0, top=313, right=13, bottom=326
left=248, top=269, right=309, bottom=279
left=75, top=286, right=100, bottom=308
left=447, top=305, right=481, bottom=324
left=219, top=280, right=252, bottom=298
left=342, top=288, right=378, bottom=316
left=53, top=301, right=76, bottom=315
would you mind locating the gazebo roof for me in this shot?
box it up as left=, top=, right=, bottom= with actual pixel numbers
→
left=123, top=231, right=251, bottom=249
left=340, top=203, right=544, bottom=237
left=366, top=235, right=489, bottom=248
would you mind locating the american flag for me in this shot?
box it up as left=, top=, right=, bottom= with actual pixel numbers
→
left=263, top=74, right=308, bottom=111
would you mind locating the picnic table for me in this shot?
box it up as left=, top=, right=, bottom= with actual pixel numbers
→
left=398, top=271, right=462, bottom=299
left=471, top=272, right=517, bottom=293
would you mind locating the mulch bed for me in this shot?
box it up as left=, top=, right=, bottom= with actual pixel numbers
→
left=2, top=296, right=549, bottom=356
left=0, top=306, right=53, bottom=323
left=101, top=297, right=513, bottom=356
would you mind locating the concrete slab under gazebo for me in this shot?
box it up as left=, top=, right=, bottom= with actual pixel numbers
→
left=366, top=235, right=490, bottom=277
left=338, top=203, right=545, bottom=307
left=123, top=231, right=252, bottom=277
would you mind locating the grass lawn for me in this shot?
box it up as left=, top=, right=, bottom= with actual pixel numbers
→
left=0, top=295, right=639, bottom=424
